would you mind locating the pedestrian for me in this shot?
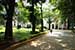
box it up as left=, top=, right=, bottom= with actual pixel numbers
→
left=50, top=29, right=52, bottom=33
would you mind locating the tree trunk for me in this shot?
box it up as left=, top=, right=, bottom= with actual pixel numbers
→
left=32, top=19, right=36, bottom=32
left=48, top=17, right=51, bottom=30
left=72, top=23, right=74, bottom=30
left=5, top=15, right=13, bottom=40
left=71, top=19, right=74, bottom=30
left=49, top=23, right=50, bottom=30
left=31, top=0, right=36, bottom=32
left=67, top=18, right=70, bottom=30
left=41, top=19, right=43, bottom=32
left=40, top=2, right=43, bottom=32
left=4, top=0, right=15, bottom=40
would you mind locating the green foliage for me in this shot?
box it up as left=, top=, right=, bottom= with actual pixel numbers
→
left=57, top=0, right=75, bottom=16
left=18, top=8, right=29, bottom=22
left=49, top=0, right=69, bottom=23
left=14, top=28, right=31, bottom=40
left=56, top=0, right=75, bottom=24
left=0, top=26, right=5, bottom=32
left=0, top=5, right=3, bottom=11
left=16, top=1, right=30, bottom=22
left=0, top=26, right=32, bottom=41
left=0, top=4, right=5, bottom=25
left=0, top=26, right=5, bottom=40
left=50, top=0, right=58, bottom=6
left=27, top=0, right=46, bottom=4
left=0, top=17, right=4, bottom=25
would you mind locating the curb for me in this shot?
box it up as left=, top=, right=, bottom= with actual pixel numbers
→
left=4, top=32, right=47, bottom=50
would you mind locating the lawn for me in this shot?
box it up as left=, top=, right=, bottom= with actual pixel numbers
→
left=13, top=28, right=32, bottom=41
left=0, top=26, right=40, bottom=41
left=0, top=26, right=5, bottom=40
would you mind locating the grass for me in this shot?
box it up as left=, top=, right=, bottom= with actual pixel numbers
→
left=0, top=26, right=5, bottom=32
left=0, top=26, right=5, bottom=40
left=13, top=28, right=32, bottom=41
left=0, top=26, right=41, bottom=41
left=0, top=26, right=46, bottom=42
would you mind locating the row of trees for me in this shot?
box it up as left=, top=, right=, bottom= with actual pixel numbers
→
left=0, top=0, right=62, bottom=40
left=0, top=0, right=48, bottom=41
left=1, top=0, right=75, bottom=41
left=51, top=0, right=75, bottom=29
left=0, top=0, right=15, bottom=40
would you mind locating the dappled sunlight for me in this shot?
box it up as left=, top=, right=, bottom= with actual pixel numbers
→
left=30, top=40, right=46, bottom=47
left=1, top=0, right=75, bottom=50
left=15, top=30, right=75, bottom=50
left=46, top=30, right=74, bottom=38
left=46, top=31, right=64, bottom=37
left=30, top=41, right=38, bottom=47
left=55, top=39, right=62, bottom=42
left=40, top=45, right=52, bottom=50
left=59, top=43, right=68, bottom=47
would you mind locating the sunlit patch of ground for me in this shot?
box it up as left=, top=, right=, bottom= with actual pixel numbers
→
left=46, top=30, right=73, bottom=38
left=30, top=40, right=44, bottom=47
left=46, top=31, right=64, bottom=37
left=60, top=43, right=68, bottom=47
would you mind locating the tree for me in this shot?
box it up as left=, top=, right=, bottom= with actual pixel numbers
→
left=35, top=1, right=57, bottom=30
left=1, top=0, right=15, bottom=40
left=0, top=4, right=5, bottom=25
left=27, top=0, right=36, bottom=32
left=16, top=1, right=29, bottom=23
left=27, top=0, right=46, bottom=32
left=36, top=0, right=46, bottom=32
left=49, top=0, right=75, bottom=29
left=56, top=0, right=75, bottom=29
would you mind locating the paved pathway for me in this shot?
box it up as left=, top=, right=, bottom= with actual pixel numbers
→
left=15, top=30, right=75, bottom=50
